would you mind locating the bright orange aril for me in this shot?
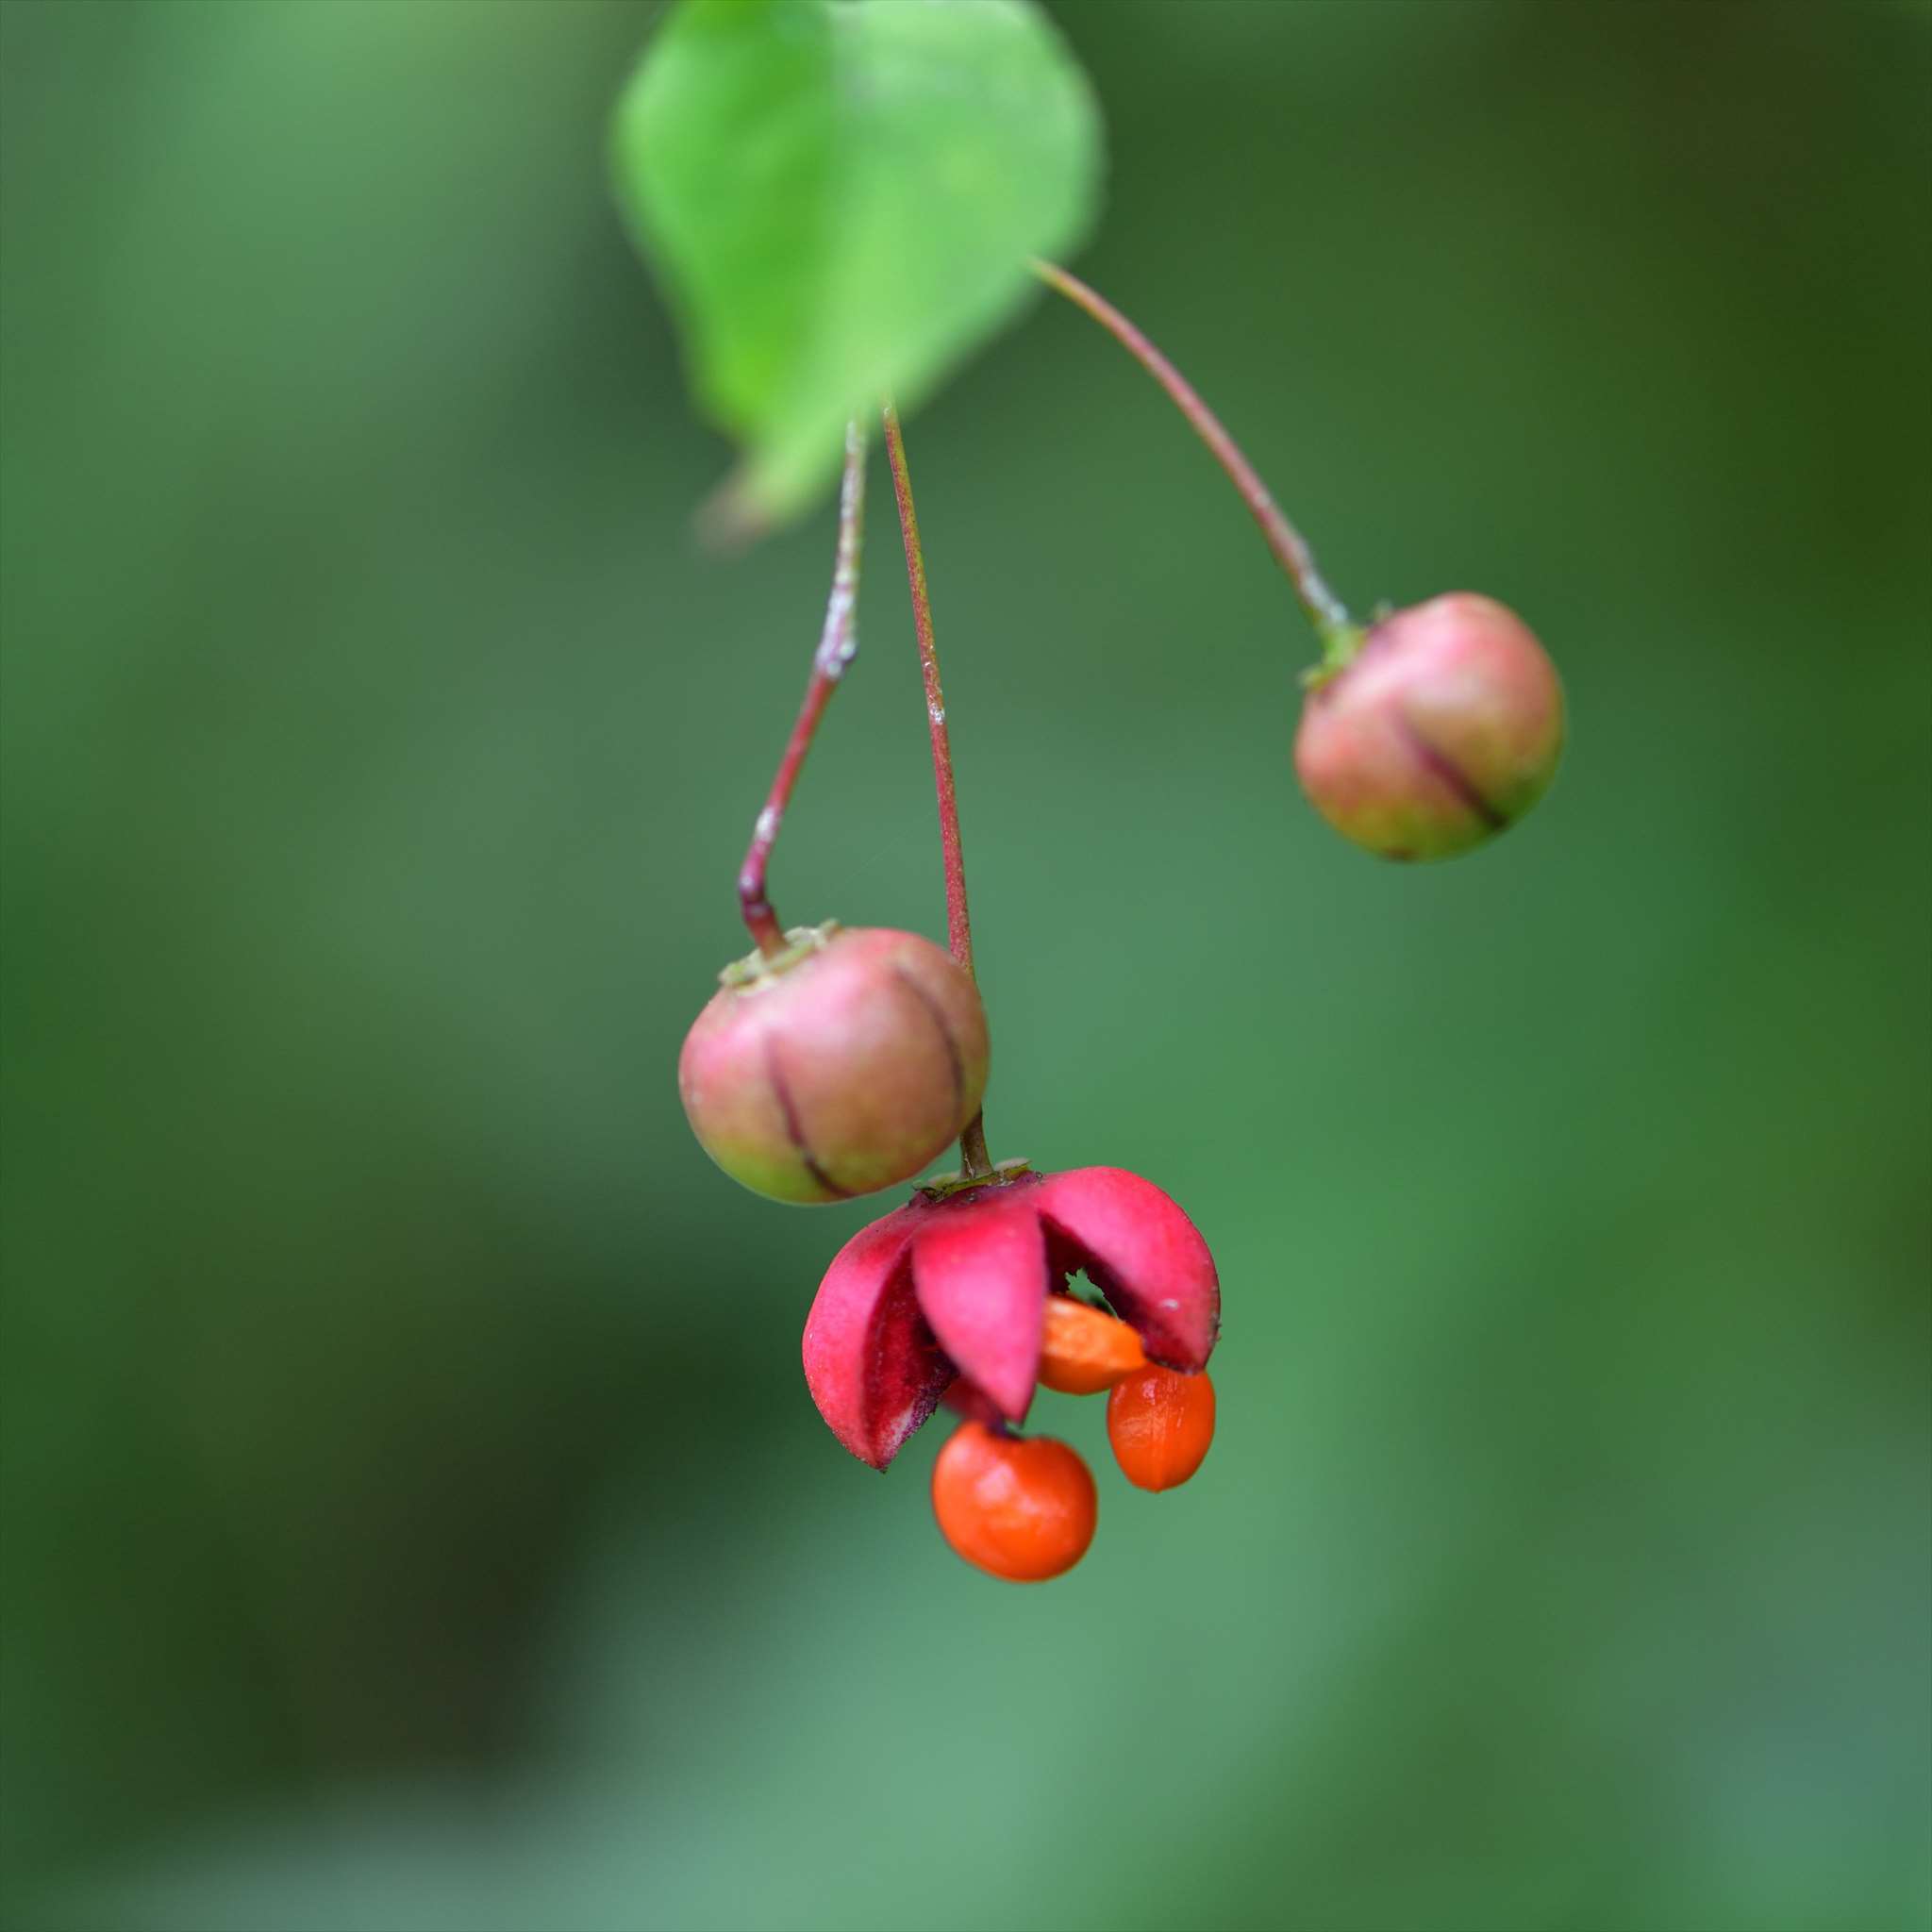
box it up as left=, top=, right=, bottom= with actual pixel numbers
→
left=1038, top=1295, right=1145, bottom=1395
left=930, top=1420, right=1097, bottom=1582
left=1106, top=1365, right=1215, bottom=1491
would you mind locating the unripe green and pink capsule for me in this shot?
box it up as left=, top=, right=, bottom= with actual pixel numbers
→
left=1295, top=593, right=1564, bottom=861
left=679, top=922, right=989, bottom=1206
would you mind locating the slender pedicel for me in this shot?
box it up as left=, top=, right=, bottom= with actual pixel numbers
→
left=880, top=399, right=992, bottom=1179
left=737, top=421, right=867, bottom=957
left=1032, top=258, right=1355, bottom=660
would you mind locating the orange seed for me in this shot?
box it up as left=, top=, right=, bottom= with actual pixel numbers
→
left=1106, top=1365, right=1215, bottom=1491
left=1038, top=1295, right=1146, bottom=1395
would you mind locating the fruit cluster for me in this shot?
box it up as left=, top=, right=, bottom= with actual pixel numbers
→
left=680, top=921, right=1224, bottom=1579
left=804, top=1159, right=1219, bottom=1579
left=675, top=281, right=1564, bottom=1583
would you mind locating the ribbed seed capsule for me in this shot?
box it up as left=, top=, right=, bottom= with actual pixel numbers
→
left=1295, top=593, right=1564, bottom=860
left=679, top=922, right=989, bottom=1204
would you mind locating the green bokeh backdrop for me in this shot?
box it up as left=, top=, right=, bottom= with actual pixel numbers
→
left=3, top=5, right=1927, bottom=1929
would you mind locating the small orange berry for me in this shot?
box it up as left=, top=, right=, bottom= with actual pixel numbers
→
left=1106, top=1366, right=1215, bottom=1491
left=930, top=1420, right=1097, bottom=1582
left=1038, top=1296, right=1146, bottom=1394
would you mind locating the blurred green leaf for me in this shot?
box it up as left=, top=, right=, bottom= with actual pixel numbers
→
left=611, top=0, right=1102, bottom=525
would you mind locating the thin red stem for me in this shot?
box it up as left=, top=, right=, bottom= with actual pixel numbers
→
left=880, top=399, right=992, bottom=1180
left=1032, top=258, right=1354, bottom=649
left=737, top=421, right=866, bottom=957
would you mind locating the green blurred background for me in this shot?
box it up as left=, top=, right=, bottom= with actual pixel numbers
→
left=3, top=3, right=1928, bottom=1928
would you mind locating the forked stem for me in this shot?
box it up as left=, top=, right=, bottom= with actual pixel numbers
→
left=1032, top=258, right=1357, bottom=660
left=737, top=421, right=867, bottom=957
left=880, top=399, right=992, bottom=1181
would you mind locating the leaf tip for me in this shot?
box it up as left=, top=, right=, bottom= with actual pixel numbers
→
left=694, top=475, right=773, bottom=554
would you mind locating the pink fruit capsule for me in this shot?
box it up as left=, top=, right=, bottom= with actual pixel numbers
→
left=679, top=922, right=989, bottom=1205
left=1295, top=593, right=1564, bottom=860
